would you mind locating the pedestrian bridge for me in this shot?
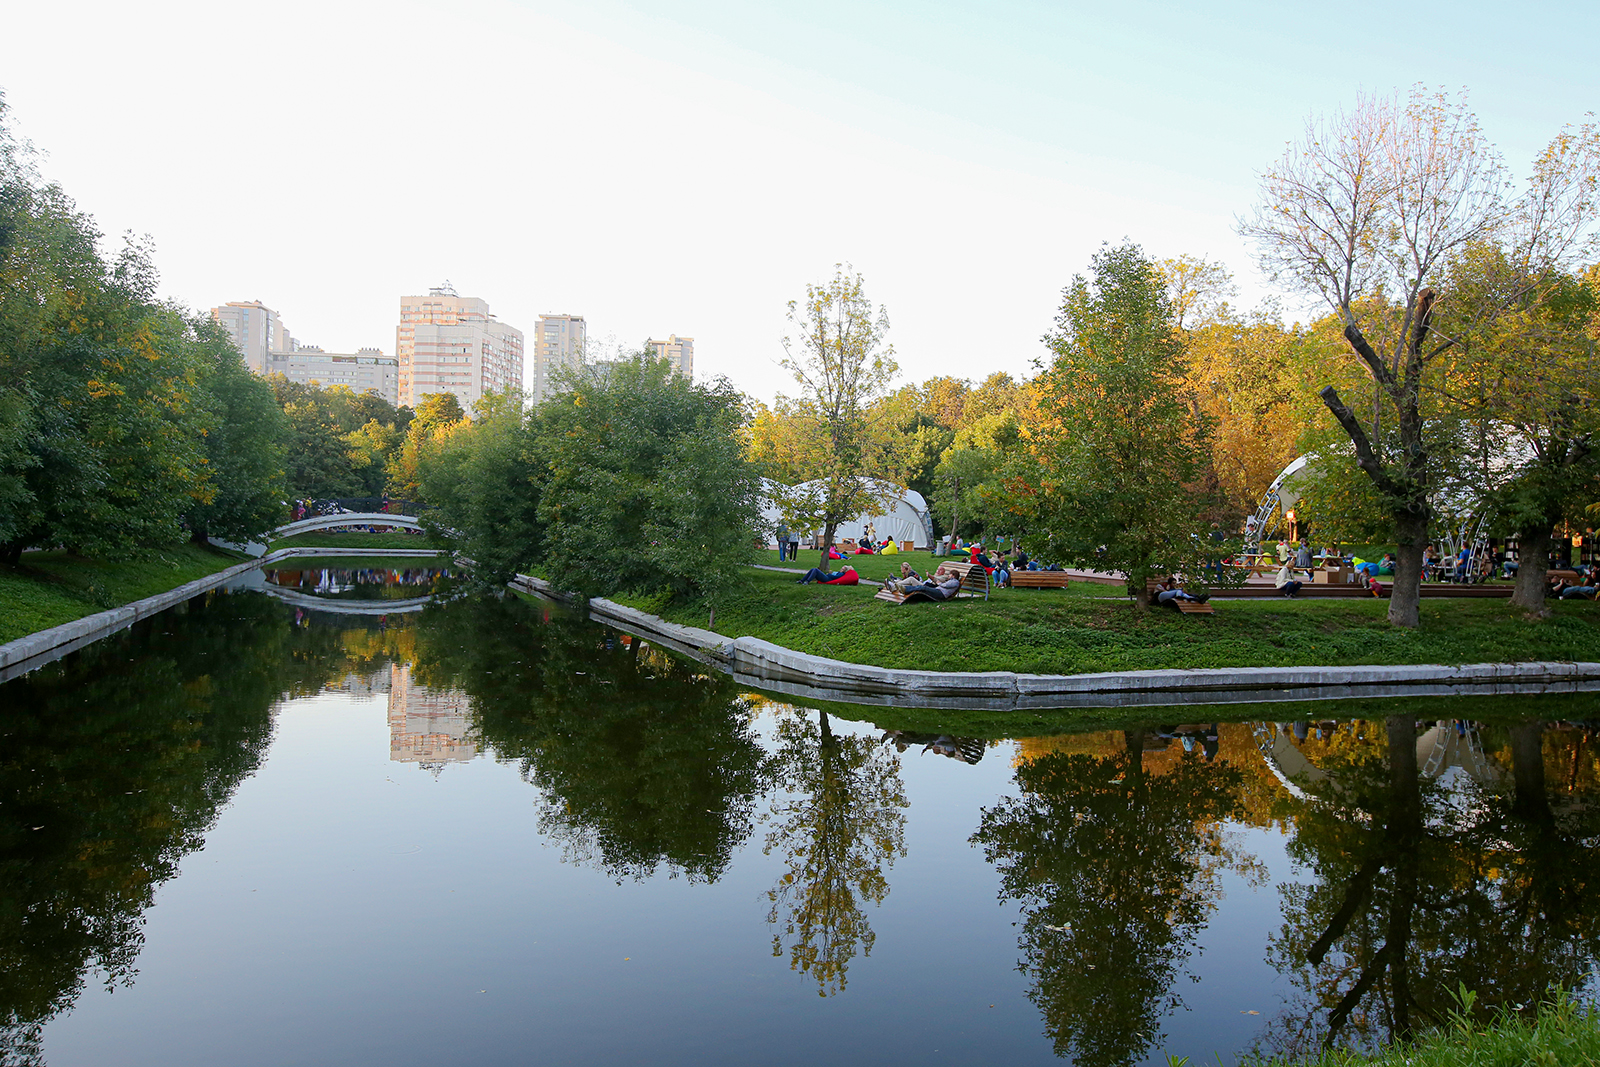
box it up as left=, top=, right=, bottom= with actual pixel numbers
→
left=271, top=511, right=426, bottom=539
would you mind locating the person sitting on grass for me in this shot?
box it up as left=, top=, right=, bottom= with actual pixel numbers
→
left=1152, top=577, right=1209, bottom=607
left=798, top=565, right=857, bottom=584
left=1274, top=562, right=1303, bottom=598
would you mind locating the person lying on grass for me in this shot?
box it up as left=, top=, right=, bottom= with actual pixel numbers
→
left=1152, top=577, right=1209, bottom=607
left=797, top=565, right=858, bottom=585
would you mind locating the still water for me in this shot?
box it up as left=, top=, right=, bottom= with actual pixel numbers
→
left=3, top=573, right=1597, bottom=1066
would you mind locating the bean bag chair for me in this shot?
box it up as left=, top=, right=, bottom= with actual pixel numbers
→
left=854, top=546, right=875, bottom=555
left=827, top=548, right=844, bottom=560
left=822, top=568, right=859, bottom=585
left=881, top=542, right=899, bottom=555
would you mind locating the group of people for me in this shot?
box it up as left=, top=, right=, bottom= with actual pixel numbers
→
left=883, top=562, right=963, bottom=600
left=1552, top=567, right=1599, bottom=599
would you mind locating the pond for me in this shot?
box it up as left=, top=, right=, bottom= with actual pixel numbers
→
left=2, top=571, right=1597, bottom=1066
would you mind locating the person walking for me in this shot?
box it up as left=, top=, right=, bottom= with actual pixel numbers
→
left=775, top=522, right=791, bottom=561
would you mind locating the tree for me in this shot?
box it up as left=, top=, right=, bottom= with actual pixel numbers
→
left=534, top=356, right=763, bottom=616
left=775, top=266, right=904, bottom=561
left=182, top=318, right=288, bottom=543
left=386, top=391, right=466, bottom=502
left=1241, top=88, right=1600, bottom=626
left=1024, top=243, right=1223, bottom=603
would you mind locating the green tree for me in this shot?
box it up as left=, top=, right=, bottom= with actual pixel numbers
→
left=774, top=266, right=904, bottom=562
left=387, top=391, right=466, bottom=501
left=1024, top=243, right=1222, bottom=603
left=534, top=356, right=763, bottom=615
left=182, top=318, right=288, bottom=543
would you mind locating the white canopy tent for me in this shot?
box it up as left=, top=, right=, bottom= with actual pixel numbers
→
left=759, top=479, right=935, bottom=549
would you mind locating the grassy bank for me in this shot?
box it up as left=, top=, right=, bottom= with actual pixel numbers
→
left=0, top=544, right=248, bottom=645
left=268, top=530, right=439, bottom=551
left=1240, top=992, right=1600, bottom=1066
left=622, top=555, right=1600, bottom=676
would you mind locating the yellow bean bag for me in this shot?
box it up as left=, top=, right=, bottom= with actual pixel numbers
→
left=881, top=541, right=899, bottom=555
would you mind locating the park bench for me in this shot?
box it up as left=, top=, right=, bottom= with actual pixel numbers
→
left=1010, top=570, right=1071, bottom=590
left=874, top=561, right=991, bottom=605
left=1144, top=578, right=1215, bottom=615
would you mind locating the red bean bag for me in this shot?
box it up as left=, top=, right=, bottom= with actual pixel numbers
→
left=827, top=548, right=844, bottom=560
left=822, top=568, right=859, bottom=585
left=854, top=546, right=875, bottom=555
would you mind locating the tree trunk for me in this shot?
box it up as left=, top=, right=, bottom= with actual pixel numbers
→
left=821, top=520, right=838, bottom=569
left=1387, top=509, right=1428, bottom=628
left=1510, top=524, right=1554, bottom=613
left=948, top=476, right=960, bottom=544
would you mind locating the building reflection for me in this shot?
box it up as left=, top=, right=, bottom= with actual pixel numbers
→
left=387, top=663, right=478, bottom=769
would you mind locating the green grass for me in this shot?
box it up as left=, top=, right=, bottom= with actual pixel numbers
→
left=1240, top=989, right=1600, bottom=1067
left=268, top=530, right=440, bottom=551
left=0, top=544, right=248, bottom=644
left=625, top=563, right=1600, bottom=675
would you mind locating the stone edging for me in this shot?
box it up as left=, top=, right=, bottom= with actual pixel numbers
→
left=510, top=574, right=1600, bottom=710
left=0, top=547, right=450, bottom=681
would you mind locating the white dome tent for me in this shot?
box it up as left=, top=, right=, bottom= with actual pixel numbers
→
left=759, top=479, right=935, bottom=549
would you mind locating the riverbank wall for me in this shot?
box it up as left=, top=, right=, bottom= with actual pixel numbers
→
left=509, top=575, right=1600, bottom=711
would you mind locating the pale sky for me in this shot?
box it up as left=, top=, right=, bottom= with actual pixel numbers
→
left=6, top=0, right=1597, bottom=405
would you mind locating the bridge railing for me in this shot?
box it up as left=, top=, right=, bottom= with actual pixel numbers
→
left=287, top=498, right=429, bottom=520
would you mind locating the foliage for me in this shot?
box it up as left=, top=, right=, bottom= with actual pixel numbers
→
left=533, top=357, right=763, bottom=611
left=269, top=376, right=411, bottom=502
left=1022, top=243, right=1225, bottom=599
left=183, top=318, right=288, bottom=542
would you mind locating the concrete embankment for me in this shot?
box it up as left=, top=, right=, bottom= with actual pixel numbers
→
left=509, top=574, right=1600, bottom=711
left=0, top=547, right=447, bottom=683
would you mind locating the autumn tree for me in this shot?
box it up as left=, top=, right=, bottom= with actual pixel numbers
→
left=1241, top=88, right=1600, bottom=626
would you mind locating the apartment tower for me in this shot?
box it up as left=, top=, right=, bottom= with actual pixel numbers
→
left=211, top=301, right=292, bottom=373
left=396, top=286, right=524, bottom=410
left=532, top=314, right=587, bottom=402
left=645, top=335, right=694, bottom=381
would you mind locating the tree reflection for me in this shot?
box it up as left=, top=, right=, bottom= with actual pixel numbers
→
left=764, top=708, right=908, bottom=996
left=972, top=729, right=1244, bottom=1067
left=0, top=593, right=324, bottom=1065
left=412, top=597, right=770, bottom=883
left=1265, top=716, right=1600, bottom=1056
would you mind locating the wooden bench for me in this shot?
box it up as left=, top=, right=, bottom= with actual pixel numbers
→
left=1144, top=578, right=1215, bottom=615
left=1010, top=570, right=1070, bottom=590
left=874, top=561, right=990, bottom=604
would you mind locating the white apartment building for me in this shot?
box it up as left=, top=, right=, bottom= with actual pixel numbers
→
left=396, top=287, right=525, bottom=410
left=263, top=347, right=399, bottom=406
left=645, top=335, right=694, bottom=381
left=532, top=314, right=587, bottom=402
left=211, top=300, right=293, bottom=373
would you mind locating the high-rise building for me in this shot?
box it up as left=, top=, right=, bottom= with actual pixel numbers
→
left=645, top=335, right=694, bottom=381
left=263, top=346, right=400, bottom=405
left=396, top=286, right=525, bottom=410
left=210, top=300, right=292, bottom=373
left=532, top=314, right=587, bottom=402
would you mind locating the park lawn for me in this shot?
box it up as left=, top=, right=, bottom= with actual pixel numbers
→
left=638, top=566, right=1600, bottom=675
left=269, top=530, right=441, bottom=551
left=0, top=544, right=247, bottom=645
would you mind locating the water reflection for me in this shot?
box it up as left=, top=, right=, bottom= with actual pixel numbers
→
left=3, top=585, right=1600, bottom=1066
left=764, top=709, right=908, bottom=996
left=264, top=565, right=452, bottom=601
left=1262, top=716, right=1600, bottom=1058
left=973, top=729, right=1250, bottom=1067
left=408, top=596, right=770, bottom=884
